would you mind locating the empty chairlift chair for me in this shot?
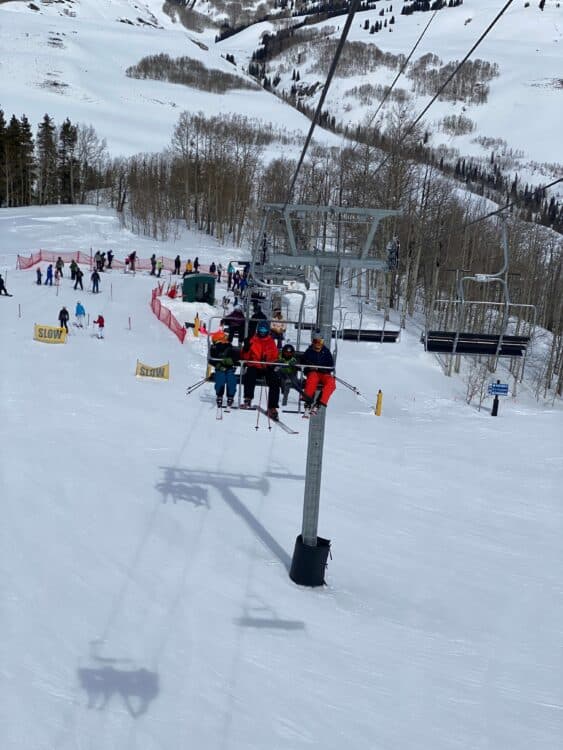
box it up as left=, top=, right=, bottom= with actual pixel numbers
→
left=423, top=224, right=536, bottom=361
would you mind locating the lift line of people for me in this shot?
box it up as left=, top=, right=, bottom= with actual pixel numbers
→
left=209, top=320, right=336, bottom=421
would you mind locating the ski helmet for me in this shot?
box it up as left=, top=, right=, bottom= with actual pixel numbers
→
left=311, top=329, right=323, bottom=342
left=256, top=322, right=270, bottom=337
left=282, top=343, right=295, bottom=357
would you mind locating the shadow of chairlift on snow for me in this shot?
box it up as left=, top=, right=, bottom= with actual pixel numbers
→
left=78, top=643, right=159, bottom=718
left=236, top=595, right=305, bottom=631
left=157, top=468, right=291, bottom=571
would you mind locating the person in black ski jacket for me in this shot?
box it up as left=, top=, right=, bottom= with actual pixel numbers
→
left=221, top=306, right=245, bottom=344
left=174, top=255, right=181, bottom=275
left=210, top=331, right=239, bottom=407
left=0, top=274, right=12, bottom=296
left=58, top=306, right=70, bottom=332
left=91, top=270, right=100, bottom=293
left=74, top=266, right=84, bottom=290
left=301, top=330, right=336, bottom=411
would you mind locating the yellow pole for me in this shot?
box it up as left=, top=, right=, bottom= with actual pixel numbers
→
left=194, top=313, right=200, bottom=337
left=375, top=389, right=383, bottom=416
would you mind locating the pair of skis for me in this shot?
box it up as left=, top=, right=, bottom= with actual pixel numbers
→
left=222, top=403, right=298, bottom=434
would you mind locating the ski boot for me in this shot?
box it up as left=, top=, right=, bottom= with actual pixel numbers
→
left=227, top=397, right=234, bottom=408
left=216, top=397, right=223, bottom=408
left=239, top=398, right=253, bottom=410
left=267, top=407, right=279, bottom=422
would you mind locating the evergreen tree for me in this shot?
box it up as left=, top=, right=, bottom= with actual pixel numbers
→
left=58, top=117, right=78, bottom=203
left=5, top=115, right=22, bottom=206
left=19, top=115, right=36, bottom=206
left=36, top=114, right=58, bottom=204
left=0, top=110, right=6, bottom=207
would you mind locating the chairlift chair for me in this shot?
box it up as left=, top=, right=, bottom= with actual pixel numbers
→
left=424, top=223, right=536, bottom=361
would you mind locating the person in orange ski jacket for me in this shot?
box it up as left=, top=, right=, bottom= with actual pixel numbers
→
left=240, top=321, right=280, bottom=419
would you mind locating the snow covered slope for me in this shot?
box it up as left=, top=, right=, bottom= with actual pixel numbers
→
left=1, top=0, right=561, bottom=182
left=218, top=0, right=563, bottom=184
left=1, top=206, right=562, bottom=749
left=0, top=0, right=336, bottom=155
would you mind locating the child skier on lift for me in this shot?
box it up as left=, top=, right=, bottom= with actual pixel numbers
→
left=210, top=331, right=239, bottom=408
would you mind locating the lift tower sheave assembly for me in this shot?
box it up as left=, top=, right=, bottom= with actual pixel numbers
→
left=252, top=204, right=401, bottom=587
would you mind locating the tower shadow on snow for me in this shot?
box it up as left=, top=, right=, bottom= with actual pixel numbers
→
left=157, top=468, right=291, bottom=571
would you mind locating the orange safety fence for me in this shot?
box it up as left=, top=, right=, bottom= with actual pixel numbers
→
left=17, top=250, right=211, bottom=274
left=151, top=286, right=186, bottom=344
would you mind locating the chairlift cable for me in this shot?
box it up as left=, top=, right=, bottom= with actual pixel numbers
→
left=283, top=0, right=363, bottom=208
left=370, top=0, right=516, bottom=181
left=350, top=9, right=438, bottom=153
left=461, top=176, right=563, bottom=230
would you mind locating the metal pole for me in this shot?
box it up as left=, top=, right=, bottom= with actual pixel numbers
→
left=301, top=263, right=337, bottom=546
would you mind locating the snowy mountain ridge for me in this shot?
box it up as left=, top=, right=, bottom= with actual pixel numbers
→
left=1, top=0, right=561, bottom=194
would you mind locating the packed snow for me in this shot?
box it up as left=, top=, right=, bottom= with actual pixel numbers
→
left=1, top=205, right=562, bottom=749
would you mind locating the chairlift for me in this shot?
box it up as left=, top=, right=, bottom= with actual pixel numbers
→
left=205, top=315, right=337, bottom=413
left=424, top=223, right=536, bottom=360
left=339, top=299, right=400, bottom=343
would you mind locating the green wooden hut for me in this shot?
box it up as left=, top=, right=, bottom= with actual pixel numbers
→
left=182, top=273, right=216, bottom=304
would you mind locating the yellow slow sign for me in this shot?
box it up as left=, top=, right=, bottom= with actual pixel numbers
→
left=34, top=324, right=67, bottom=343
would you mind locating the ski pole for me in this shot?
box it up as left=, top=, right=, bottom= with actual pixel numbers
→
left=335, top=375, right=361, bottom=394
left=186, top=378, right=208, bottom=395
left=335, top=375, right=372, bottom=406
left=255, top=384, right=263, bottom=430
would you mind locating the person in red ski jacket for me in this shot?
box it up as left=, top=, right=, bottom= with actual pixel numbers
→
left=93, top=314, right=105, bottom=339
left=240, top=321, right=280, bottom=419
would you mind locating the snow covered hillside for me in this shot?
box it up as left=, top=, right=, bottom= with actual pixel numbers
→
left=0, top=0, right=338, bottom=155
left=1, top=0, right=561, bottom=188
left=1, top=205, right=562, bottom=749
left=218, top=0, right=563, bottom=188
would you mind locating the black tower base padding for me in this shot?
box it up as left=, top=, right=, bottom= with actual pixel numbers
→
left=289, top=535, right=331, bottom=587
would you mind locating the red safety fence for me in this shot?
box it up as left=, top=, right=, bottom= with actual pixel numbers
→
left=17, top=250, right=93, bottom=269
left=151, top=286, right=186, bottom=344
left=17, top=250, right=210, bottom=274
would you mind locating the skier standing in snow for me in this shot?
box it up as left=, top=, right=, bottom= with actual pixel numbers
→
left=74, top=266, right=84, bottom=291
left=0, top=274, right=12, bottom=296
left=174, top=255, right=181, bottom=274
left=93, top=314, right=105, bottom=339
left=36, top=267, right=42, bottom=285
left=150, top=254, right=156, bottom=276
left=55, top=256, right=64, bottom=277
left=107, top=250, right=114, bottom=269
left=301, top=330, right=336, bottom=414
left=91, top=269, right=100, bottom=293
left=44, top=264, right=54, bottom=286
left=227, top=262, right=235, bottom=290
left=210, top=331, right=239, bottom=408
left=240, top=321, right=280, bottom=419
left=156, top=258, right=163, bottom=278
left=58, top=306, right=70, bottom=333
left=193, top=256, right=200, bottom=273
left=75, top=301, right=86, bottom=327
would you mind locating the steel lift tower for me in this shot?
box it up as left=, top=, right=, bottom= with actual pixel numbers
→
left=251, top=203, right=401, bottom=586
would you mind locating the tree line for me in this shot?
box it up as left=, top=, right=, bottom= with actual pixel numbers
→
left=0, top=110, right=108, bottom=207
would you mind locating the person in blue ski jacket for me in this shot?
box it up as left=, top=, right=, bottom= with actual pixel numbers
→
left=44, top=264, right=54, bottom=286
left=75, top=301, right=86, bottom=327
